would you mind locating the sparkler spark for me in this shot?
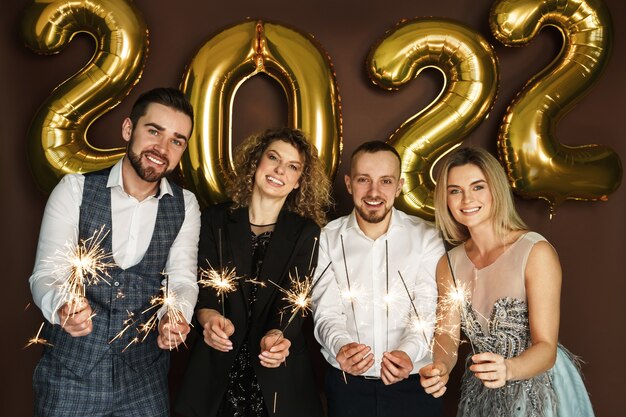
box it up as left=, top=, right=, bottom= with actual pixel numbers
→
left=111, top=275, right=190, bottom=351
left=47, top=226, right=114, bottom=318
left=198, top=266, right=239, bottom=298
left=24, top=322, right=53, bottom=348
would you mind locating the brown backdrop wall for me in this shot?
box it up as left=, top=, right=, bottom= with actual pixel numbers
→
left=2, top=0, right=624, bottom=416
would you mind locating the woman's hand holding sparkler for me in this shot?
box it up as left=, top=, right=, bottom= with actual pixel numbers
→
left=381, top=350, right=413, bottom=385
left=469, top=352, right=509, bottom=389
left=259, top=329, right=290, bottom=368
left=419, top=361, right=450, bottom=397
left=336, top=342, right=374, bottom=376
left=58, top=298, right=93, bottom=337
left=157, top=312, right=190, bottom=350
left=198, top=308, right=234, bottom=352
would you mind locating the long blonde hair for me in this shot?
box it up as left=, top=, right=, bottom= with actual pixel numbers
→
left=434, top=147, right=526, bottom=245
left=226, top=127, right=332, bottom=227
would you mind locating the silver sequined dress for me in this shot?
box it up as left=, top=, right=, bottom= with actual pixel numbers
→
left=448, top=232, right=594, bottom=417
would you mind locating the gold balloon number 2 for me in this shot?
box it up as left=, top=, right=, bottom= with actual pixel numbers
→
left=368, top=18, right=499, bottom=220
left=491, top=0, right=621, bottom=215
left=21, top=0, right=148, bottom=192
left=22, top=0, right=621, bottom=217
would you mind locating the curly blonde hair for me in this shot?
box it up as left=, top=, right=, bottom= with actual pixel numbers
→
left=226, top=127, right=332, bottom=227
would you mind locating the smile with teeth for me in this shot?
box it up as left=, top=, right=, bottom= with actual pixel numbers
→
left=145, top=152, right=166, bottom=166
left=364, top=199, right=384, bottom=207
left=461, top=207, right=481, bottom=213
left=267, top=176, right=285, bottom=186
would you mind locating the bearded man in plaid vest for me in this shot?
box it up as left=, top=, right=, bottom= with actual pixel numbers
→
left=29, top=88, right=200, bottom=417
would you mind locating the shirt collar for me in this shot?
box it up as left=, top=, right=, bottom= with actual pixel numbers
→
left=106, top=157, right=173, bottom=199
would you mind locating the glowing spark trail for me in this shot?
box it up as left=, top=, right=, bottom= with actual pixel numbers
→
left=47, top=226, right=114, bottom=318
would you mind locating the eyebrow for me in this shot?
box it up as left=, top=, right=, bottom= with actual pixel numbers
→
left=447, top=179, right=486, bottom=188
left=267, top=149, right=302, bottom=165
left=144, top=122, right=188, bottom=141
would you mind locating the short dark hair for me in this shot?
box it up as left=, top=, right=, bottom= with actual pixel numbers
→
left=350, top=140, right=402, bottom=167
left=129, top=88, right=194, bottom=134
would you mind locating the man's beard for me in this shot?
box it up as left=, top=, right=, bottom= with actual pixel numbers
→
left=127, top=146, right=171, bottom=183
left=355, top=202, right=392, bottom=224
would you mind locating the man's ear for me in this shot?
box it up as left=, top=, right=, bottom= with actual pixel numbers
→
left=396, top=177, right=405, bottom=197
left=122, top=118, right=133, bottom=143
left=344, top=174, right=352, bottom=195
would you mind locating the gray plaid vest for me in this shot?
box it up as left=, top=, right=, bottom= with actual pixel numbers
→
left=42, top=168, right=185, bottom=376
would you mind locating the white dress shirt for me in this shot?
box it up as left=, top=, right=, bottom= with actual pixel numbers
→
left=312, top=208, right=444, bottom=376
left=29, top=158, right=200, bottom=324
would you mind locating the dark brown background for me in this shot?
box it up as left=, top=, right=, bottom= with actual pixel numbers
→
left=2, top=0, right=624, bottom=416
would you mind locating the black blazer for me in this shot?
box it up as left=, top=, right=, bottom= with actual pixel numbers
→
left=175, top=203, right=324, bottom=417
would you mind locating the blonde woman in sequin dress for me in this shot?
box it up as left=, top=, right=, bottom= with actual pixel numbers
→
left=419, top=147, right=594, bottom=416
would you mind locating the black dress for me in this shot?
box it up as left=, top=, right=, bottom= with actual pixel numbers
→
left=218, top=231, right=272, bottom=417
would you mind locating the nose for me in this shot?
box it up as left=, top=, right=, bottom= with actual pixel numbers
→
left=462, top=189, right=473, bottom=203
left=274, top=163, right=285, bottom=174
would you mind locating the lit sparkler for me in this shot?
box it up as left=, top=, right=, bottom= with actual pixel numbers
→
left=340, top=234, right=361, bottom=343
left=442, top=252, right=476, bottom=354
left=24, top=322, right=53, bottom=348
left=47, top=226, right=114, bottom=319
left=197, top=229, right=240, bottom=321
left=112, top=275, right=190, bottom=351
left=397, top=271, right=432, bottom=351
left=268, top=261, right=332, bottom=348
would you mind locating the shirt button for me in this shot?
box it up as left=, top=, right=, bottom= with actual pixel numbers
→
left=114, top=281, right=120, bottom=287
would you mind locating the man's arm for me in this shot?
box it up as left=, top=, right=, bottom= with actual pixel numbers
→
left=157, top=190, right=200, bottom=349
left=29, top=174, right=84, bottom=325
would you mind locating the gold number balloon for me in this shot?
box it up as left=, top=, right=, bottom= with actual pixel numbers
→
left=179, top=20, right=342, bottom=207
left=491, top=0, right=622, bottom=214
left=21, top=0, right=148, bottom=193
left=368, top=18, right=499, bottom=220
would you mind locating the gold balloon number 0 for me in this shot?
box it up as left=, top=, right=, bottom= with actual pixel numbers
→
left=21, top=0, right=148, bottom=192
left=491, top=0, right=621, bottom=214
left=368, top=18, right=499, bottom=220
left=179, top=20, right=342, bottom=207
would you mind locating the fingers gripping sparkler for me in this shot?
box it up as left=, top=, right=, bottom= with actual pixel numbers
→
left=111, top=274, right=190, bottom=351
left=47, top=225, right=114, bottom=324
left=267, top=261, right=332, bottom=349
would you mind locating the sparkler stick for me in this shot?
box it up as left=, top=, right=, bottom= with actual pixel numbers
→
left=444, top=251, right=476, bottom=355
left=112, top=274, right=190, bottom=351
left=49, top=226, right=114, bottom=320
left=267, top=261, right=332, bottom=349
left=385, top=240, right=389, bottom=353
left=340, top=234, right=360, bottom=343
left=197, top=228, right=240, bottom=326
left=397, top=271, right=431, bottom=349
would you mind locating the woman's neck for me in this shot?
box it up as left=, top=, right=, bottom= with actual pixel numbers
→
left=248, top=193, right=285, bottom=226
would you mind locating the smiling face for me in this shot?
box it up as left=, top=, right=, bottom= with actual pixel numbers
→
left=446, top=163, right=493, bottom=231
left=252, top=139, right=304, bottom=202
left=345, top=150, right=403, bottom=225
left=123, top=102, right=192, bottom=183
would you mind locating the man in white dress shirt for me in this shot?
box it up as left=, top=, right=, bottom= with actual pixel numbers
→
left=29, top=88, right=200, bottom=417
left=312, top=141, right=444, bottom=417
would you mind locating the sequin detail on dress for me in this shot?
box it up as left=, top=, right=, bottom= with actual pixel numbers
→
left=218, top=231, right=272, bottom=417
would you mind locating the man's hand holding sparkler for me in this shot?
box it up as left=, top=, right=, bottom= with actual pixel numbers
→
left=58, top=298, right=93, bottom=337
left=157, top=312, right=191, bottom=350
left=198, top=308, right=234, bottom=352
left=381, top=350, right=413, bottom=385
left=336, top=342, right=374, bottom=376
left=419, top=361, right=450, bottom=397
left=259, top=329, right=290, bottom=368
